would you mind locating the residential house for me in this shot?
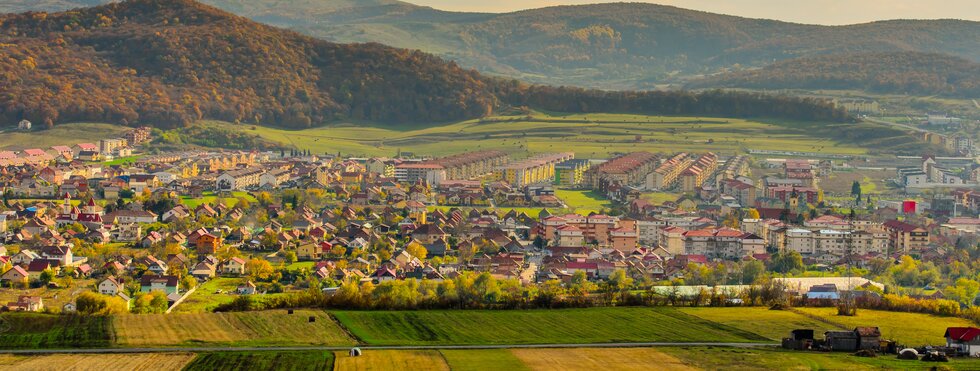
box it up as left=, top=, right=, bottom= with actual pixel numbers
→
left=222, top=257, right=247, bottom=276
left=139, top=275, right=180, bottom=295
left=98, top=276, right=125, bottom=296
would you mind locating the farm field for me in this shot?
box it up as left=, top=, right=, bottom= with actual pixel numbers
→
left=512, top=347, right=694, bottom=371
left=0, top=313, right=112, bottom=349
left=794, top=307, right=974, bottom=346
left=0, top=123, right=129, bottom=151
left=660, top=346, right=980, bottom=370
left=333, top=350, right=449, bottom=371
left=819, top=169, right=894, bottom=195
left=0, top=353, right=195, bottom=371
left=440, top=349, right=530, bottom=371
left=678, top=307, right=844, bottom=341
left=200, top=111, right=882, bottom=158
left=184, top=351, right=334, bottom=371
left=330, top=307, right=769, bottom=346
left=112, top=310, right=355, bottom=347
left=0, top=353, right=196, bottom=371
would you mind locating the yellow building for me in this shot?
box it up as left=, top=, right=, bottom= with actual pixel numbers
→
left=493, top=153, right=574, bottom=187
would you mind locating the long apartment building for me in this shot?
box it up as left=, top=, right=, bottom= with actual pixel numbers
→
left=535, top=213, right=637, bottom=251
left=785, top=229, right=889, bottom=263
left=586, top=152, right=659, bottom=189
left=645, top=153, right=693, bottom=190
left=493, top=152, right=574, bottom=187
left=395, top=150, right=508, bottom=184
left=216, top=167, right=265, bottom=191
left=554, top=159, right=592, bottom=186
left=679, top=152, right=718, bottom=192
left=658, top=226, right=764, bottom=260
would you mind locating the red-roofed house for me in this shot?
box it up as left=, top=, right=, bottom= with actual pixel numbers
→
left=946, top=327, right=980, bottom=356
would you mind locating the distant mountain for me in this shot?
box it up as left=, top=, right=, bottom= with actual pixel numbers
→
left=5, top=1, right=979, bottom=90
left=687, top=52, right=980, bottom=97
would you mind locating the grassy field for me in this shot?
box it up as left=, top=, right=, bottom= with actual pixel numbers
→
left=180, top=191, right=257, bottom=209
left=113, top=310, right=355, bottom=347
left=170, top=278, right=244, bottom=313
left=184, top=351, right=334, bottom=371
left=678, top=307, right=844, bottom=341
left=661, top=346, right=980, bottom=370
left=333, top=350, right=448, bottom=371
left=641, top=191, right=681, bottom=204
left=331, top=307, right=769, bottom=346
left=0, top=313, right=112, bottom=349
left=440, top=349, right=530, bottom=371
left=200, top=112, right=878, bottom=158
left=795, top=307, right=974, bottom=346
left=0, top=123, right=129, bottom=151
left=554, top=189, right=612, bottom=214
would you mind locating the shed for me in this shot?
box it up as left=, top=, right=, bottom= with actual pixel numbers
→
left=855, top=327, right=881, bottom=351
left=825, top=331, right=859, bottom=351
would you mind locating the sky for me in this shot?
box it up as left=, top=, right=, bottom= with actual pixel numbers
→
left=406, top=0, right=980, bottom=25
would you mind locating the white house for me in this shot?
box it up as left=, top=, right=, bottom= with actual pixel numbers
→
left=98, top=276, right=124, bottom=296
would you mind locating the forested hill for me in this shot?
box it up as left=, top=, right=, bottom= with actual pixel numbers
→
left=687, top=52, right=980, bottom=97
left=0, top=0, right=499, bottom=129
left=6, top=1, right=980, bottom=91
left=0, top=0, right=849, bottom=130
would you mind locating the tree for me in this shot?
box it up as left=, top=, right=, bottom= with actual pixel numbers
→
left=745, top=208, right=761, bottom=220
left=405, top=242, right=428, bottom=260
left=39, top=269, right=55, bottom=286
left=180, top=275, right=197, bottom=291
left=851, top=181, right=862, bottom=198
left=741, top=260, right=766, bottom=284
left=769, top=251, right=804, bottom=274
left=76, top=291, right=128, bottom=315
left=246, top=258, right=274, bottom=281
left=282, top=251, right=298, bottom=265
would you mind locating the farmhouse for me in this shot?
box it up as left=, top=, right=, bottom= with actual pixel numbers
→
left=946, top=327, right=980, bottom=356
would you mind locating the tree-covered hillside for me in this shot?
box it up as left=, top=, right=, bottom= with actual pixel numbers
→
left=687, top=52, right=980, bottom=97
left=5, top=1, right=979, bottom=90
left=0, top=0, right=850, bottom=130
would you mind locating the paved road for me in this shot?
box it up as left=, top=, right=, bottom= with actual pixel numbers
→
left=0, top=342, right=778, bottom=354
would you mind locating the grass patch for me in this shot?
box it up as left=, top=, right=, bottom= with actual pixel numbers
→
left=678, top=307, right=844, bottom=341
left=661, top=346, right=980, bottom=370
left=555, top=189, right=612, bottom=214
left=640, top=191, right=681, bottom=204
left=0, top=123, right=128, bottom=151
left=180, top=191, right=256, bottom=209
left=0, top=313, right=112, bottom=349
left=440, top=349, right=530, bottom=371
left=170, top=277, right=244, bottom=313
left=330, top=307, right=769, bottom=346
left=333, top=350, right=448, bottom=371
left=185, top=351, right=334, bottom=371
left=113, top=310, right=355, bottom=347
left=795, top=307, right=973, bottom=346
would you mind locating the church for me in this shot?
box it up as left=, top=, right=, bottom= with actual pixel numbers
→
left=56, top=193, right=104, bottom=229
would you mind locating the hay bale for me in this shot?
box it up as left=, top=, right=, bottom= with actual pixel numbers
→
left=898, top=349, right=919, bottom=360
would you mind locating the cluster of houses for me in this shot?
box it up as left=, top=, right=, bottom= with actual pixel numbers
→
left=0, top=138, right=977, bottom=312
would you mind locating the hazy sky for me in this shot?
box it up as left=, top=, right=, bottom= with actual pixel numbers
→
left=407, top=0, right=980, bottom=25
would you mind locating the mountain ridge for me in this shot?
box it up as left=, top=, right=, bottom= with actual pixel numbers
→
left=4, top=1, right=979, bottom=90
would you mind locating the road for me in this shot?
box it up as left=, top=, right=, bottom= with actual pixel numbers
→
left=861, top=116, right=929, bottom=134
left=0, top=342, right=778, bottom=354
